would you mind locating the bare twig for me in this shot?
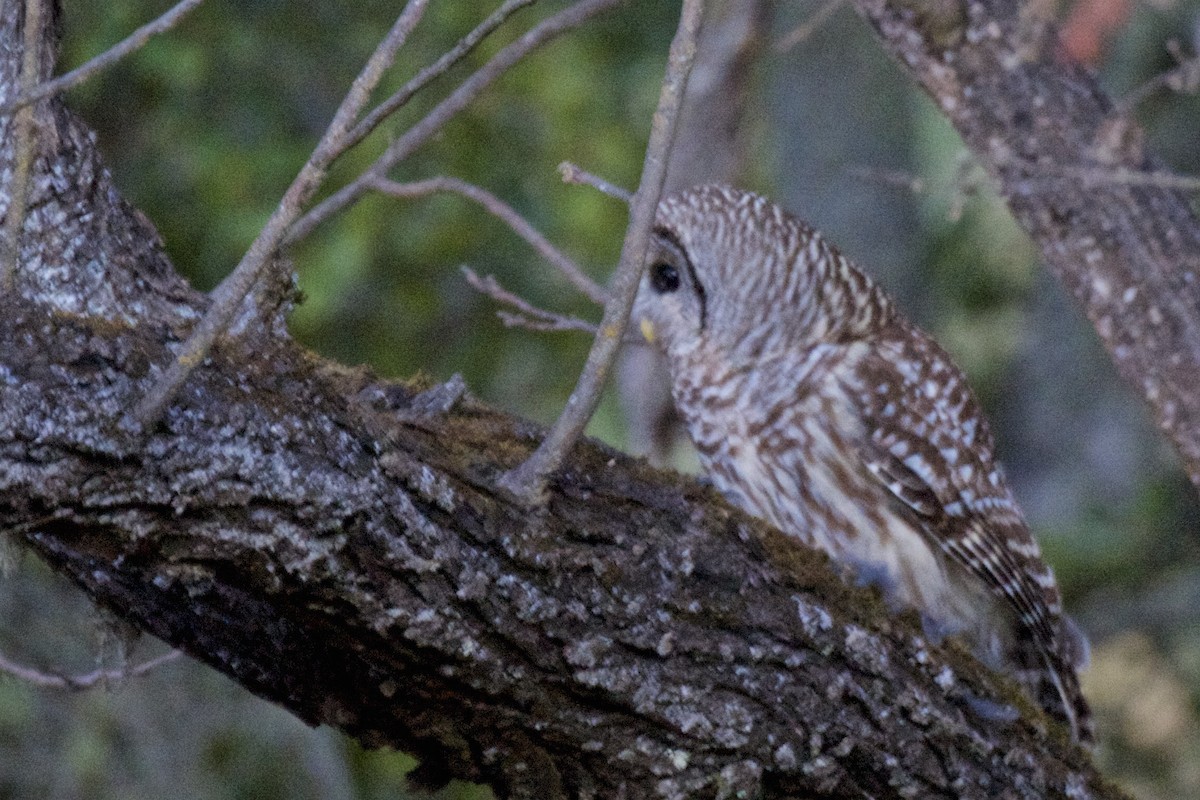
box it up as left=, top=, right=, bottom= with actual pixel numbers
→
left=558, top=161, right=633, bottom=203
left=343, top=0, right=539, bottom=159
left=775, top=0, right=846, bottom=51
left=497, top=0, right=706, bottom=505
left=1117, top=42, right=1200, bottom=113
left=497, top=311, right=601, bottom=334
left=850, top=163, right=976, bottom=222
left=462, top=266, right=604, bottom=336
left=289, top=0, right=622, bottom=245
left=1029, top=162, right=1200, bottom=192
left=847, top=165, right=927, bottom=194
left=1, top=0, right=46, bottom=290
left=0, top=649, right=184, bottom=690
left=986, top=141, right=1200, bottom=192
left=0, top=0, right=204, bottom=117
left=373, top=176, right=606, bottom=304
left=132, top=0, right=431, bottom=430
left=463, top=266, right=571, bottom=320
left=852, top=154, right=1200, bottom=212
left=464, top=267, right=643, bottom=340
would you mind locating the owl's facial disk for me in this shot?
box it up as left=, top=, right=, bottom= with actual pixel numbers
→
left=632, top=227, right=707, bottom=356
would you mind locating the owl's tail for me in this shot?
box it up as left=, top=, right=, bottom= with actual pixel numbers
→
left=1018, top=614, right=1094, bottom=747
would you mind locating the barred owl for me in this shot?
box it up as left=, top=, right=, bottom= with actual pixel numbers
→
left=632, top=185, right=1092, bottom=744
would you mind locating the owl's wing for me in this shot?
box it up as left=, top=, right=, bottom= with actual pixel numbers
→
left=851, top=331, right=1092, bottom=741
left=852, top=333, right=1059, bottom=641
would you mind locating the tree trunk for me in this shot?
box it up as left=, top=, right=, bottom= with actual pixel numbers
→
left=853, top=0, right=1200, bottom=490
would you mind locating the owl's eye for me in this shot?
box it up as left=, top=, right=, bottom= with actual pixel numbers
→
left=650, top=262, right=681, bottom=294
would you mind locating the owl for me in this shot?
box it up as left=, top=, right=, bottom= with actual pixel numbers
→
left=632, top=185, right=1092, bottom=744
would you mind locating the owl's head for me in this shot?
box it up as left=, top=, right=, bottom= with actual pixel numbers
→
left=632, top=185, right=821, bottom=360
left=632, top=185, right=889, bottom=362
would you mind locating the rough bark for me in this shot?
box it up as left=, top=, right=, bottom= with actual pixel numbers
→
left=852, top=0, right=1200, bottom=490
left=0, top=2, right=1155, bottom=798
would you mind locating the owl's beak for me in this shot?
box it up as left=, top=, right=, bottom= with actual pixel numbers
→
left=639, top=318, right=656, bottom=344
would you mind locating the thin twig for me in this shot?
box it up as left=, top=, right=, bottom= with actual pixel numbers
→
left=1003, top=154, right=1200, bottom=192
left=1117, top=43, right=1200, bottom=114
left=463, top=266, right=568, bottom=320
left=848, top=158, right=981, bottom=222
left=497, top=311, right=601, bottom=334
left=1040, top=164, right=1200, bottom=192
left=373, top=176, right=607, bottom=304
left=498, top=312, right=645, bottom=343
left=288, top=0, right=622, bottom=245
left=0, top=0, right=204, bottom=117
left=846, top=165, right=927, bottom=193
left=462, top=266, right=604, bottom=336
left=464, top=267, right=645, bottom=341
left=0, top=649, right=184, bottom=691
left=558, top=161, right=633, bottom=203
left=497, top=0, right=706, bottom=505
left=1, top=0, right=46, bottom=291
left=852, top=151, right=1200, bottom=212
left=343, top=0, right=539, bottom=159
left=132, top=0, right=431, bottom=430
left=775, top=0, right=846, bottom=51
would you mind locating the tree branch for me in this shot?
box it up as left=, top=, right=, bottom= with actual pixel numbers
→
left=559, top=161, right=634, bottom=203
left=131, top=0, right=431, bottom=430
left=372, top=176, right=606, bottom=304
left=342, top=0, right=541, bottom=164
left=497, top=0, right=705, bottom=504
left=852, top=0, right=1200, bottom=491
left=1, top=0, right=46, bottom=290
left=287, top=0, right=622, bottom=245
left=0, top=0, right=204, bottom=117
left=462, top=266, right=606, bottom=336
left=0, top=648, right=183, bottom=690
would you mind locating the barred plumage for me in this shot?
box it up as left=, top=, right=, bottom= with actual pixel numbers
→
left=632, top=185, right=1092, bottom=744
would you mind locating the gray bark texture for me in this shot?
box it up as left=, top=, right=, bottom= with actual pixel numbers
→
left=1, top=0, right=1185, bottom=797
left=852, top=0, right=1200, bottom=490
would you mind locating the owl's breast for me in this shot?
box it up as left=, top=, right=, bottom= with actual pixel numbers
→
left=671, top=342, right=878, bottom=546
left=670, top=342, right=1007, bottom=654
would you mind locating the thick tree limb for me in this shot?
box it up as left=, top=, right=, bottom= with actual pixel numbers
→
left=0, top=3, right=1139, bottom=799
left=852, top=0, right=1200, bottom=490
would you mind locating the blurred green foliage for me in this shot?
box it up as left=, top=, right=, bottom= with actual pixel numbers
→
left=2, top=1, right=1199, bottom=798
left=60, top=0, right=682, bottom=436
